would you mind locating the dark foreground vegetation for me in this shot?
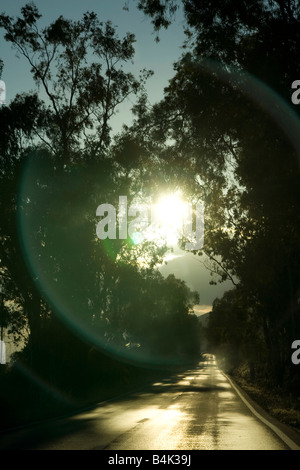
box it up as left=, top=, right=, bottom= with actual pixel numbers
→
left=230, top=363, right=300, bottom=431
left=0, top=319, right=201, bottom=432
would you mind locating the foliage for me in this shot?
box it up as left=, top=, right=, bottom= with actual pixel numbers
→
left=132, top=0, right=300, bottom=389
left=0, top=3, right=202, bottom=384
left=0, top=3, right=152, bottom=159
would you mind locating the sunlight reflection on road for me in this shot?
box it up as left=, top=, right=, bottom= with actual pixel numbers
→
left=0, top=358, right=293, bottom=450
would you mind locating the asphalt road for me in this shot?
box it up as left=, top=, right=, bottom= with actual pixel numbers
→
left=1, top=357, right=299, bottom=450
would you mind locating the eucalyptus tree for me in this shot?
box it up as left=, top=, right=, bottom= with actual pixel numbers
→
left=129, top=0, right=300, bottom=385
left=0, top=3, right=152, bottom=359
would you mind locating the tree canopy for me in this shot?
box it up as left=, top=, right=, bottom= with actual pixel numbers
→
left=127, top=0, right=300, bottom=387
left=0, top=3, right=201, bottom=375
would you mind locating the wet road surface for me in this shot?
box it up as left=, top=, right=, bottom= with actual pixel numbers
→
left=0, top=358, right=296, bottom=450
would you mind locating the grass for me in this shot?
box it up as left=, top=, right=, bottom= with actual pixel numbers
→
left=231, top=364, right=300, bottom=432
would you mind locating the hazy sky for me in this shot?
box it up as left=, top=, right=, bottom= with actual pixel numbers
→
left=0, top=0, right=233, bottom=310
left=0, top=0, right=185, bottom=122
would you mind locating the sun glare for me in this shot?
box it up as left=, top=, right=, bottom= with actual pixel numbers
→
left=147, top=192, right=187, bottom=246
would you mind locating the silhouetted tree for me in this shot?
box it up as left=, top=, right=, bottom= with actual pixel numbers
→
left=0, top=3, right=152, bottom=363
left=0, top=4, right=203, bottom=377
left=131, top=0, right=300, bottom=387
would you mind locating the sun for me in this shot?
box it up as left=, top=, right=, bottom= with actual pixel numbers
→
left=146, top=192, right=187, bottom=246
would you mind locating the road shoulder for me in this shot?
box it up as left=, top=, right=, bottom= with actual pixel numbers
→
left=223, top=372, right=300, bottom=450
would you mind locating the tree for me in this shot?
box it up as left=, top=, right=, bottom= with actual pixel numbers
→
left=0, top=4, right=203, bottom=374
left=0, top=3, right=151, bottom=161
left=0, top=3, right=152, bottom=362
left=206, top=288, right=266, bottom=379
left=130, top=0, right=300, bottom=386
